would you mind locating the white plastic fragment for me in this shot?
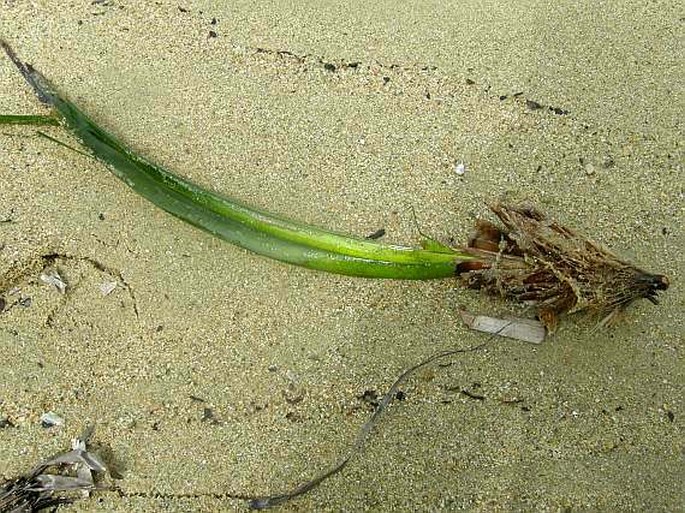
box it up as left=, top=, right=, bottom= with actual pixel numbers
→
left=459, top=309, right=546, bottom=344
left=40, top=269, right=67, bottom=294
left=455, top=161, right=466, bottom=176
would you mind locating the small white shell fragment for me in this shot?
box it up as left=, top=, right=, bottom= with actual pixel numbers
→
left=40, top=269, right=67, bottom=294
left=99, top=280, right=118, bottom=296
left=71, top=436, right=87, bottom=452
left=459, top=309, right=546, bottom=344
left=455, top=161, right=466, bottom=176
left=40, top=411, right=65, bottom=428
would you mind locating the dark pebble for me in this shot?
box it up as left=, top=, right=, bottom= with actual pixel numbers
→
left=359, top=389, right=379, bottom=407
left=526, top=100, right=543, bottom=110
left=201, top=407, right=217, bottom=423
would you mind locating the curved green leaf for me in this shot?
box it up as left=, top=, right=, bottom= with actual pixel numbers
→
left=2, top=41, right=476, bottom=279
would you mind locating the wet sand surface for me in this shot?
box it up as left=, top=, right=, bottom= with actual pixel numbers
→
left=0, top=2, right=682, bottom=511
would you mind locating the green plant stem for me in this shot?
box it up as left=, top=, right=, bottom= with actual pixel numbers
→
left=1, top=41, right=477, bottom=279
left=36, top=130, right=93, bottom=158
left=0, top=113, right=59, bottom=126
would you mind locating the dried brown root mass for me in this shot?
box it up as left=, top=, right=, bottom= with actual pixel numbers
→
left=457, top=203, right=669, bottom=332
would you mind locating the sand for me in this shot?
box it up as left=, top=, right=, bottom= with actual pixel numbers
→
left=0, top=1, right=682, bottom=511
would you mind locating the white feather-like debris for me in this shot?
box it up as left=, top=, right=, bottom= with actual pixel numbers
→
left=39, top=268, right=67, bottom=294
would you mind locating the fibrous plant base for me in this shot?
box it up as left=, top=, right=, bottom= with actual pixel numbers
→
left=457, top=203, right=669, bottom=332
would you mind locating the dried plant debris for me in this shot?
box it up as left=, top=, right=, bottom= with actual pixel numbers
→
left=0, top=426, right=107, bottom=513
left=457, top=203, right=669, bottom=332
left=248, top=344, right=486, bottom=509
